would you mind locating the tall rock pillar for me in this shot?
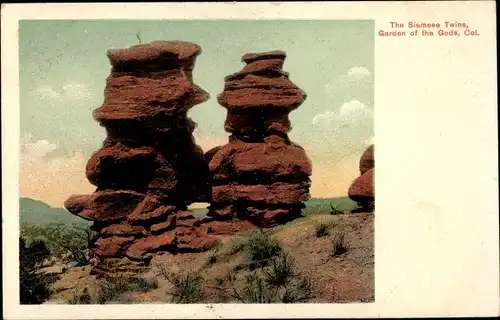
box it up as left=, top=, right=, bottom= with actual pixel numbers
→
left=206, top=51, right=312, bottom=228
left=64, top=41, right=218, bottom=276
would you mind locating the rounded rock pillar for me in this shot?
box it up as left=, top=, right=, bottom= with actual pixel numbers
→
left=206, top=51, right=312, bottom=228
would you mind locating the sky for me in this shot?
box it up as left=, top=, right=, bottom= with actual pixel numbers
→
left=19, top=20, right=374, bottom=207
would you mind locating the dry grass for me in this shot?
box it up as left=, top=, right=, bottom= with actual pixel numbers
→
left=46, top=212, right=374, bottom=304
left=64, top=275, right=158, bottom=304
left=330, top=231, right=348, bottom=256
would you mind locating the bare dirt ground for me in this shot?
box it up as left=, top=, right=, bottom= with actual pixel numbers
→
left=43, top=212, right=374, bottom=304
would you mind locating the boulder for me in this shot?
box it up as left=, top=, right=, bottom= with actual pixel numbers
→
left=359, top=145, right=374, bottom=175
left=94, top=236, right=135, bottom=258
left=100, top=223, right=150, bottom=237
left=348, top=168, right=374, bottom=208
left=64, top=190, right=145, bottom=222
left=126, top=233, right=177, bottom=261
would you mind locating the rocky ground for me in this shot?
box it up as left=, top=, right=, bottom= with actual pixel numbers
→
left=42, top=211, right=374, bottom=304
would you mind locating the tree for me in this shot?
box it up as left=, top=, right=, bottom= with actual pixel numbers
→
left=19, top=237, right=55, bottom=304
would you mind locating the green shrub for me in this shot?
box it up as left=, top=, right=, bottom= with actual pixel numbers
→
left=206, top=251, right=219, bottom=265
left=20, top=223, right=91, bottom=264
left=314, top=219, right=339, bottom=237
left=236, top=272, right=271, bottom=303
left=96, top=276, right=158, bottom=304
left=164, top=271, right=205, bottom=303
left=264, top=252, right=295, bottom=287
left=204, top=237, right=247, bottom=267
left=227, top=268, right=313, bottom=303
left=19, top=237, right=57, bottom=304
left=281, top=276, right=313, bottom=303
left=244, top=231, right=282, bottom=267
left=219, top=250, right=313, bottom=303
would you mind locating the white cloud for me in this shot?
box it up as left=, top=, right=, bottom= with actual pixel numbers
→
left=338, top=99, right=374, bottom=123
left=20, top=134, right=57, bottom=159
left=20, top=133, right=94, bottom=207
left=307, top=99, right=374, bottom=162
left=324, top=66, right=373, bottom=96
left=312, top=110, right=336, bottom=126
left=35, top=86, right=62, bottom=99
left=312, top=99, right=373, bottom=126
left=347, top=66, right=371, bottom=82
left=35, top=82, right=92, bottom=101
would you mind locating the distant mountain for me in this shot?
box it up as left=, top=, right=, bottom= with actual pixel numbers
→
left=19, top=198, right=91, bottom=226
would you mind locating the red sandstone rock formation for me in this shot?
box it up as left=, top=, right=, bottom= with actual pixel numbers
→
left=348, top=145, right=374, bottom=211
left=359, top=144, right=374, bottom=175
left=205, top=51, right=312, bottom=228
left=64, top=41, right=218, bottom=276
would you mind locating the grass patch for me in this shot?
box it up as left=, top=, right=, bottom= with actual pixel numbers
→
left=314, top=223, right=330, bottom=237
left=203, top=231, right=282, bottom=269
left=64, top=275, right=158, bottom=304
left=163, top=271, right=205, bottom=303
left=97, top=276, right=158, bottom=304
left=227, top=237, right=246, bottom=255
left=66, top=289, right=92, bottom=304
left=205, top=248, right=220, bottom=265
left=314, top=220, right=337, bottom=238
left=331, top=232, right=348, bottom=256
left=244, top=231, right=282, bottom=268
left=281, top=276, right=313, bottom=303
left=203, top=236, right=247, bottom=267
left=159, top=231, right=313, bottom=303
left=221, top=252, right=313, bottom=303
left=263, top=252, right=295, bottom=287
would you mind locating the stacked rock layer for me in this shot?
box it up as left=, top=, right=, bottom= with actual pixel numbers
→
left=64, top=41, right=218, bottom=275
left=348, top=145, right=375, bottom=211
left=206, top=51, right=312, bottom=228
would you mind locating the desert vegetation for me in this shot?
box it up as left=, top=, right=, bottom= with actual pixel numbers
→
left=20, top=222, right=91, bottom=265
left=19, top=197, right=372, bottom=304
left=19, top=237, right=58, bottom=304
left=66, top=276, right=158, bottom=304
left=19, top=221, right=93, bottom=304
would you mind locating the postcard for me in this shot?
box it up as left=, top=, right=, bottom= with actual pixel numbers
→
left=2, top=1, right=498, bottom=319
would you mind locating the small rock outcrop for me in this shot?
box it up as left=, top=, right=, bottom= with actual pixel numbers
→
left=348, top=145, right=374, bottom=211
left=64, top=41, right=219, bottom=276
left=205, top=51, right=312, bottom=228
